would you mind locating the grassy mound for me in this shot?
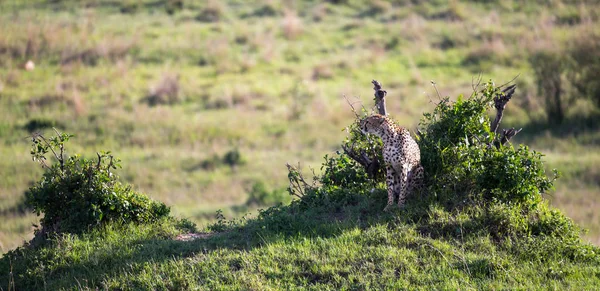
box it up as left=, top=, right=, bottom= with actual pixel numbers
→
left=1, top=81, right=599, bottom=289
left=1, top=192, right=598, bottom=289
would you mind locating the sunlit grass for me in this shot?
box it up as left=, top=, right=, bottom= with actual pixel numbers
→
left=1, top=0, right=599, bottom=255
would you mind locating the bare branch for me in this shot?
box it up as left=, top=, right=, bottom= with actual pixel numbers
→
left=498, top=74, right=521, bottom=89
left=108, top=155, right=114, bottom=175
left=372, top=80, right=387, bottom=116
left=431, top=80, right=442, bottom=100
left=96, top=153, right=102, bottom=170
left=37, top=135, right=61, bottom=164
left=493, top=127, right=522, bottom=148
left=343, top=94, right=361, bottom=119
left=342, top=143, right=381, bottom=179
left=490, top=84, right=517, bottom=134
left=471, top=73, right=482, bottom=94
left=500, top=127, right=522, bottom=145
left=286, top=163, right=315, bottom=199
left=52, top=128, right=65, bottom=172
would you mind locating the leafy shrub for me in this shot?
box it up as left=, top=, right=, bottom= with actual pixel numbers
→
left=196, top=1, right=225, bottom=22
left=23, top=118, right=63, bottom=133
left=144, top=73, right=180, bottom=106
left=339, top=112, right=386, bottom=182
left=198, top=149, right=244, bottom=171
left=362, top=0, right=392, bottom=17
left=245, top=181, right=290, bottom=207
left=320, top=152, right=371, bottom=190
left=418, top=81, right=558, bottom=208
left=223, top=148, right=243, bottom=168
left=26, top=130, right=170, bottom=236
left=528, top=31, right=600, bottom=124
left=283, top=80, right=564, bottom=241
left=248, top=3, right=280, bottom=17
left=529, top=50, right=569, bottom=124
left=568, top=32, right=600, bottom=109
left=120, top=1, right=140, bottom=14
left=165, top=0, right=184, bottom=15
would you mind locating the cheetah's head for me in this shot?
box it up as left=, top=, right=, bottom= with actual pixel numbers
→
left=359, top=114, right=386, bottom=136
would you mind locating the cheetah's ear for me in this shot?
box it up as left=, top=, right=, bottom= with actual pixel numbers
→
left=373, top=115, right=386, bottom=126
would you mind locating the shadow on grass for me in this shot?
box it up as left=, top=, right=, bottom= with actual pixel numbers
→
left=2, top=191, right=402, bottom=289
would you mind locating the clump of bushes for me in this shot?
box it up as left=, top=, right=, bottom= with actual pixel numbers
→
left=199, top=148, right=245, bottom=171
left=144, top=73, right=180, bottom=106
left=568, top=31, right=600, bottom=109
left=528, top=30, right=600, bottom=124
left=323, top=81, right=558, bottom=210
left=245, top=181, right=290, bottom=207
left=196, top=1, right=225, bottom=22
left=26, top=129, right=170, bottom=238
left=283, top=81, right=582, bottom=248
left=202, top=79, right=594, bottom=264
left=417, top=82, right=558, bottom=208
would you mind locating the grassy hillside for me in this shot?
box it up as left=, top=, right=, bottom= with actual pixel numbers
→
left=1, top=0, right=599, bottom=261
left=2, top=198, right=599, bottom=290
left=2, top=77, right=599, bottom=289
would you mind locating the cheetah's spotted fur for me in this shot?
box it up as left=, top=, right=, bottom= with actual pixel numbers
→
left=360, top=114, right=424, bottom=211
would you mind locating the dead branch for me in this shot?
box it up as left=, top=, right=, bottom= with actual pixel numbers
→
left=286, top=163, right=315, bottom=199
left=431, top=80, right=442, bottom=99
left=488, top=83, right=523, bottom=148
left=494, top=127, right=523, bottom=148
left=96, top=153, right=102, bottom=170
left=342, top=143, right=381, bottom=179
left=340, top=80, right=390, bottom=179
left=372, top=80, right=387, bottom=116
left=490, top=84, right=517, bottom=134
left=471, top=73, right=482, bottom=94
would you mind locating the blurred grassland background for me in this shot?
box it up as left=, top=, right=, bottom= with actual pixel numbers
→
left=0, top=0, right=599, bottom=254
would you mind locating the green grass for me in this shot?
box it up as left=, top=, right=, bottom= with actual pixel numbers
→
left=1, top=0, right=599, bottom=266
left=2, top=190, right=599, bottom=289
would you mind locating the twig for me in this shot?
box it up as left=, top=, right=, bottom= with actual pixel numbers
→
left=499, top=127, right=522, bottom=146
left=471, top=72, right=482, bottom=94
left=8, top=255, right=15, bottom=291
left=498, top=74, right=520, bottom=89
left=286, top=163, right=315, bottom=199
left=96, top=153, right=102, bottom=170
left=108, top=155, right=114, bottom=174
left=343, top=94, right=362, bottom=119
left=53, top=128, right=65, bottom=172
left=37, top=135, right=61, bottom=165
left=431, top=80, right=442, bottom=100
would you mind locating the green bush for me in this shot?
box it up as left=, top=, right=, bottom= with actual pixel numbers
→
left=26, top=130, right=170, bottom=236
left=245, top=181, right=290, bottom=207
left=529, top=50, right=569, bottom=124
left=568, top=32, right=600, bottom=109
left=207, top=79, right=589, bottom=268
left=319, top=152, right=372, bottom=190
left=283, top=80, right=565, bottom=240
left=528, top=31, right=600, bottom=124
left=417, top=82, right=558, bottom=208
left=288, top=81, right=558, bottom=212
left=223, top=148, right=243, bottom=168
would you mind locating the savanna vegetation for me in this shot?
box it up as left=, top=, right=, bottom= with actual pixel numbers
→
left=1, top=0, right=600, bottom=289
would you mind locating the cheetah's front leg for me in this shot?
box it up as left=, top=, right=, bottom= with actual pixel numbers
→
left=397, top=163, right=409, bottom=207
left=383, top=165, right=396, bottom=212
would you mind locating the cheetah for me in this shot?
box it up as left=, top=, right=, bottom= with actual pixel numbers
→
left=360, top=114, right=424, bottom=211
